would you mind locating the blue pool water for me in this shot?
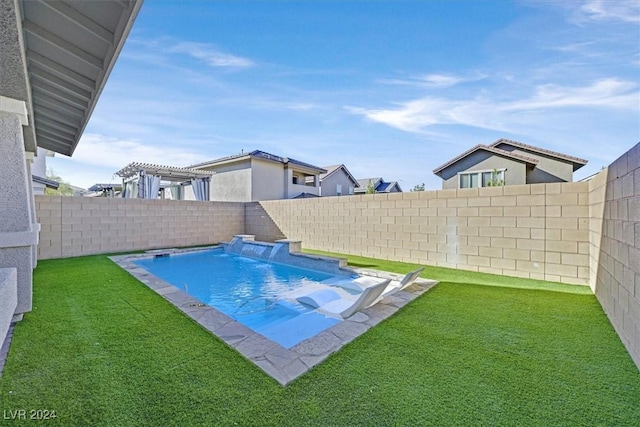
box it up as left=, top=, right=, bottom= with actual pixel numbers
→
left=133, top=249, right=342, bottom=348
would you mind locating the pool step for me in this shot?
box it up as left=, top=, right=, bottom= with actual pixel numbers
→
left=258, top=311, right=341, bottom=349
left=238, top=302, right=300, bottom=331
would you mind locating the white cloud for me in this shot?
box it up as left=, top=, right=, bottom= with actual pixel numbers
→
left=70, top=134, right=205, bottom=170
left=379, top=73, right=486, bottom=88
left=346, top=78, right=639, bottom=133
left=346, top=99, right=453, bottom=133
left=578, top=0, right=640, bottom=23
left=285, top=103, right=317, bottom=111
left=514, top=78, right=638, bottom=110
left=170, top=41, right=254, bottom=68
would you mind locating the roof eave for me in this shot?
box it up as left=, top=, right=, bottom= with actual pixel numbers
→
left=433, top=145, right=539, bottom=175
left=66, top=1, right=144, bottom=156
left=16, top=0, right=145, bottom=157
left=490, top=138, right=588, bottom=168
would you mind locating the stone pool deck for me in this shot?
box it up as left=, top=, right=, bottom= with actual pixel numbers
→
left=110, top=248, right=438, bottom=386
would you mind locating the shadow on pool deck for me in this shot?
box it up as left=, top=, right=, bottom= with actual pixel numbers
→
left=110, top=249, right=438, bottom=385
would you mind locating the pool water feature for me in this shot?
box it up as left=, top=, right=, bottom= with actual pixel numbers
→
left=133, top=249, right=343, bottom=348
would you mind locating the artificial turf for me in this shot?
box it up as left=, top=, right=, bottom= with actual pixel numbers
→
left=1, top=254, right=639, bottom=426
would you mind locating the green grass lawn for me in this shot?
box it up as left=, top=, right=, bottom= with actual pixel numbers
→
left=1, top=253, right=639, bottom=426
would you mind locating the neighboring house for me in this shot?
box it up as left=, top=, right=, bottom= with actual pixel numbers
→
left=313, top=164, right=359, bottom=197
left=31, top=148, right=58, bottom=195
left=188, top=150, right=326, bottom=202
left=432, top=138, right=588, bottom=189
left=86, top=184, right=122, bottom=197
left=31, top=175, right=59, bottom=195
left=354, top=177, right=403, bottom=194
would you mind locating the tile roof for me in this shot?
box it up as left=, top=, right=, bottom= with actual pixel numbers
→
left=88, top=183, right=123, bottom=191
left=189, top=150, right=326, bottom=173
left=376, top=181, right=402, bottom=192
left=32, top=174, right=59, bottom=189
left=292, top=192, right=319, bottom=199
left=433, top=144, right=539, bottom=175
left=356, top=177, right=382, bottom=188
left=489, top=138, right=588, bottom=168
left=354, top=177, right=402, bottom=193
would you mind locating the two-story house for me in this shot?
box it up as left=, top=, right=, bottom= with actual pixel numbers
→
left=433, top=138, right=588, bottom=189
left=188, top=150, right=326, bottom=202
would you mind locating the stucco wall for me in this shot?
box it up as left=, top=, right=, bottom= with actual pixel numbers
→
left=321, top=170, right=355, bottom=197
left=441, top=151, right=527, bottom=189
left=251, top=158, right=286, bottom=201
left=212, top=162, right=252, bottom=202
left=35, top=196, right=245, bottom=259
left=31, top=147, right=48, bottom=195
left=0, top=268, right=17, bottom=348
left=499, top=146, right=574, bottom=183
left=593, top=143, right=640, bottom=369
left=0, top=111, right=37, bottom=315
left=192, top=160, right=253, bottom=202
left=257, top=182, right=591, bottom=285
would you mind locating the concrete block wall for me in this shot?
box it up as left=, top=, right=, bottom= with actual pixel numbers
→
left=35, top=196, right=245, bottom=259
left=245, top=202, right=286, bottom=242
left=588, top=168, right=608, bottom=290
left=258, top=182, right=591, bottom=285
left=594, top=142, right=640, bottom=369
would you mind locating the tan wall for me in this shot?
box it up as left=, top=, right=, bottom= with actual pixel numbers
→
left=35, top=196, right=245, bottom=259
left=257, top=182, right=592, bottom=285
left=593, top=143, right=640, bottom=369
left=320, top=170, right=356, bottom=197
left=245, top=202, right=286, bottom=243
left=588, top=168, right=608, bottom=289
left=252, top=158, right=286, bottom=201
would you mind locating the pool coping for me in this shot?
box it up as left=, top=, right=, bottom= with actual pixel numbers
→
left=109, top=246, right=438, bottom=386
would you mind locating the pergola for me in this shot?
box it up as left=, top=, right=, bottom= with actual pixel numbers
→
left=115, top=162, right=213, bottom=200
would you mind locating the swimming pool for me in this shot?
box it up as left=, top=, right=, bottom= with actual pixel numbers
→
left=133, top=249, right=345, bottom=348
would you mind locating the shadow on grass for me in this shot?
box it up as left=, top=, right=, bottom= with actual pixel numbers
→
left=303, top=248, right=593, bottom=295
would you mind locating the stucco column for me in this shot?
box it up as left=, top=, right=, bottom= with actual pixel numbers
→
left=0, top=96, right=39, bottom=315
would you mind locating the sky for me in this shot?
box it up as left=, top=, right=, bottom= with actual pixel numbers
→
left=48, top=0, right=640, bottom=191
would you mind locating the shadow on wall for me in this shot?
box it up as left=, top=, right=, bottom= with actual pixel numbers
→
left=245, top=202, right=286, bottom=242
left=593, top=142, right=640, bottom=370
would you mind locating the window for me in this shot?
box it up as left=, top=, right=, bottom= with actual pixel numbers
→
left=459, top=169, right=505, bottom=188
left=336, top=184, right=342, bottom=196
left=292, top=176, right=299, bottom=184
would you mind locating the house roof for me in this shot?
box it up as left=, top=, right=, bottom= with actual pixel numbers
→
left=354, top=177, right=402, bottom=193
left=489, top=138, right=588, bottom=171
left=356, top=177, right=383, bottom=189
left=88, top=183, right=123, bottom=192
left=32, top=174, right=59, bottom=189
left=115, top=162, right=213, bottom=181
left=1, top=0, right=143, bottom=155
left=376, top=181, right=402, bottom=193
left=189, top=150, right=326, bottom=174
left=432, top=144, right=540, bottom=175
left=292, top=192, right=319, bottom=199
left=319, top=164, right=359, bottom=186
